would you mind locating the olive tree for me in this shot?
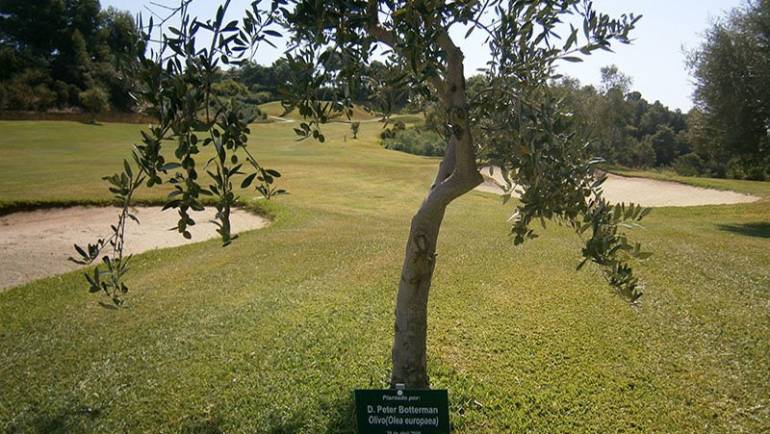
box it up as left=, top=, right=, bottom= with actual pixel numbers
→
left=75, top=0, right=650, bottom=390
left=278, top=0, right=648, bottom=388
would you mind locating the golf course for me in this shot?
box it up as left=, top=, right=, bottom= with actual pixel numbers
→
left=0, top=119, right=768, bottom=433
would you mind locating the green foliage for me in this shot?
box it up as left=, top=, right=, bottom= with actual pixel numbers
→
left=69, top=160, right=144, bottom=305
left=599, top=65, right=633, bottom=94
left=212, top=79, right=249, bottom=98
left=0, top=69, right=63, bottom=111
left=628, top=139, right=656, bottom=168
left=688, top=0, right=770, bottom=174
left=78, top=87, right=110, bottom=120
left=673, top=152, right=705, bottom=177
left=0, top=0, right=141, bottom=111
left=283, top=0, right=648, bottom=301
left=382, top=128, right=445, bottom=156
left=487, top=94, right=650, bottom=301
left=552, top=71, right=690, bottom=170
left=70, top=0, right=283, bottom=306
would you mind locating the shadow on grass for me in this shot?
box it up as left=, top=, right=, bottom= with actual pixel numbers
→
left=177, top=396, right=355, bottom=434
left=4, top=397, right=357, bottom=433
left=180, top=415, right=224, bottom=434
left=4, top=404, right=101, bottom=434
left=717, top=222, right=770, bottom=238
left=260, top=396, right=355, bottom=434
left=323, top=395, right=356, bottom=434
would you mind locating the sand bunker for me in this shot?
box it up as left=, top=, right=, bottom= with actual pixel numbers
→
left=0, top=206, right=269, bottom=291
left=477, top=168, right=759, bottom=207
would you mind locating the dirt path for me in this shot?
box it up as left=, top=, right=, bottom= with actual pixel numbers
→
left=476, top=168, right=759, bottom=207
left=0, top=206, right=269, bottom=291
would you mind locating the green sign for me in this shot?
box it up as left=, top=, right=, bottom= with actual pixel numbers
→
left=354, top=389, right=450, bottom=434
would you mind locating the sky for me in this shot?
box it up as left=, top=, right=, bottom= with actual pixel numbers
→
left=102, top=0, right=745, bottom=112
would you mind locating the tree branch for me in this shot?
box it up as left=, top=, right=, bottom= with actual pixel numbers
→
left=366, top=0, right=396, bottom=47
left=435, top=30, right=480, bottom=182
left=431, top=137, right=456, bottom=190
left=366, top=0, right=444, bottom=95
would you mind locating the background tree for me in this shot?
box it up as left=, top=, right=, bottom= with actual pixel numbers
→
left=0, top=0, right=141, bottom=112
left=552, top=66, right=691, bottom=171
left=599, top=64, right=632, bottom=94
left=281, top=0, right=650, bottom=389
left=688, top=0, right=770, bottom=180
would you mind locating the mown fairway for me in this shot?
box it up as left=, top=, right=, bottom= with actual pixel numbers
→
left=0, top=121, right=768, bottom=433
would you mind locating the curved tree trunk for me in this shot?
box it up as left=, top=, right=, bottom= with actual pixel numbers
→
left=389, top=138, right=482, bottom=388
left=390, top=200, right=447, bottom=388
left=374, top=10, right=481, bottom=389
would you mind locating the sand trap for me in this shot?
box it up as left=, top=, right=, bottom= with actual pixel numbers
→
left=0, top=206, right=269, bottom=291
left=476, top=167, right=759, bottom=207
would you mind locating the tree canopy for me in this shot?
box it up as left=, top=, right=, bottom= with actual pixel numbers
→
left=275, top=0, right=651, bottom=388
left=0, top=0, right=142, bottom=111
left=550, top=70, right=689, bottom=169
left=688, top=0, right=770, bottom=180
left=68, top=0, right=653, bottom=390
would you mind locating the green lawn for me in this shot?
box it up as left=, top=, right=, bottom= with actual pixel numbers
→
left=0, top=121, right=769, bottom=433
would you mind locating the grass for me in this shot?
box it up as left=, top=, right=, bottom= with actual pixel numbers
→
left=604, top=165, right=770, bottom=199
left=0, top=120, right=769, bottom=433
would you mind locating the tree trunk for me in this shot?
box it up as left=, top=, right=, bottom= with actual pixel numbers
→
left=379, top=17, right=480, bottom=389
left=389, top=139, right=481, bottom=389
left=390, top=202, right=447, bottom=388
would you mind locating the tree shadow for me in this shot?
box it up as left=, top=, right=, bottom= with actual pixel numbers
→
left=77, top=120, right=102, bottom=126
left=322, top=395, right=356, bottom=434
left=179, top=415, right=224, bottom=434
left=716, top=222, right=770, bottom=238
left=258, top=396, right=355, bottom=434
left=4, top=404, right=101, bottom=434
left=5, top=397, right=357, bottom=433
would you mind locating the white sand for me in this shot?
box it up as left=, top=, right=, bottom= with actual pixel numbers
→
left=476, top=167, right=758, bottom=207
left=0, top=206, right=269, bottom=291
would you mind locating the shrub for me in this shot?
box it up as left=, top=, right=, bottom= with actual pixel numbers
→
left=241, top=90, right=274, bottom=105
left=380, top=120, right=405, bottom=139
left=382, top=128, right=446, bottom=156
left=4, top=81, right=36, bottom=110
left=32, top=84, right=57, bottom=110
left=673, top=152, right=705, bottom=177
left=212, top=79, right=249, bottom=98
left=79, top=87, right=110, bottom=122
left=626, top=139, right=656, bottom=168
left=727, top=156, right=769, bottom=181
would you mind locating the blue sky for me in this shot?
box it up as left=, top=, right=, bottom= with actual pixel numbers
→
left=102, top=0, right=744, bottom=112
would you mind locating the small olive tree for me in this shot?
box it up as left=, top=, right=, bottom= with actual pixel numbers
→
left=75, top=0, right=651, bottom=391
left=278, top=0, right=648, bottom=388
